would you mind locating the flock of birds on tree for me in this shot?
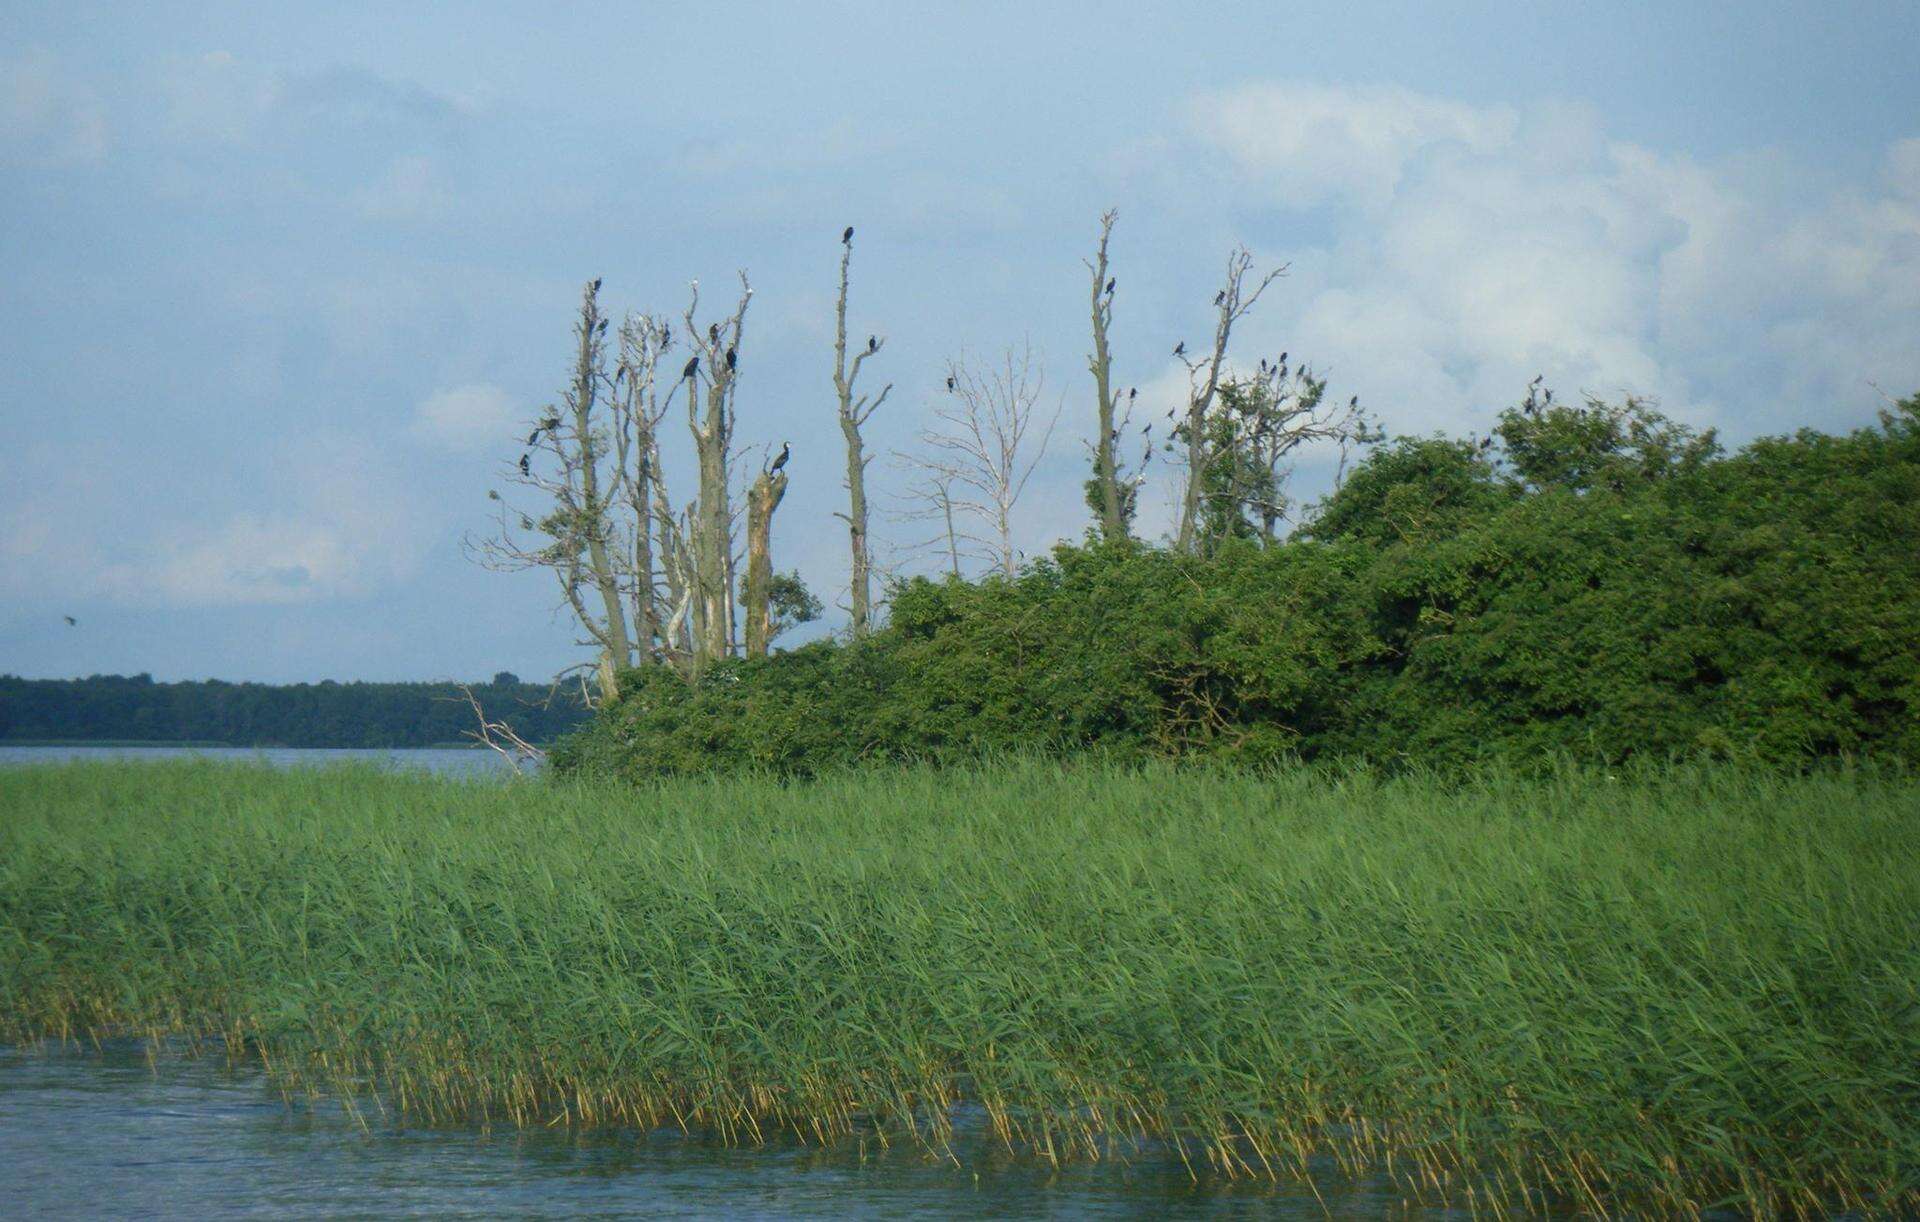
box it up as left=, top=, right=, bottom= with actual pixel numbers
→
left=509, top=224, right=1374, bottom=519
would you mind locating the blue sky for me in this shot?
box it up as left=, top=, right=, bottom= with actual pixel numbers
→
left=3, top=1, right=1916, bottom=682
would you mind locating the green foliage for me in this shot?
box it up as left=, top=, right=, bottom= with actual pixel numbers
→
left=0, top=674, right=590, bottom=748
left=4, top=760, right=1916, bottom=1216
left=560, top=394, right=1920, bottom=778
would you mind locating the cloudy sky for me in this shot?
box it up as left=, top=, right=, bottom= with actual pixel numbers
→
left=3, top=1, right=1916, bottom=682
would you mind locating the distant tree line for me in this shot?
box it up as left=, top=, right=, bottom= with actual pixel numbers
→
left=551, top=392, right=1920, bottom=778
left=0, top=672, right=590, bottom=749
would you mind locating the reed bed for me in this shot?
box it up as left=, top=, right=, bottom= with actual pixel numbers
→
left=1, top=758, right=1914, bottom=1216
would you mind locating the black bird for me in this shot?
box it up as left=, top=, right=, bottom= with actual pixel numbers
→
left=518, top=454, right=531, bottom=476
left=1214, top=290, right=1226, bottom=306
left=1349, top=395, right=1358, bottom=408
left=541, top=414, right=560, bottom=431
left=726, top=347, right=737, bottom=372
left=842, top=226, right=854, bottom=244
left=526, top=428, right=542, bottom=446
left=770, top=442, right=791, bottom=473
left=62, top=615, right=77, bottom=627
left=1260, top=358, right=1268, bottom=373
left=596, top=317, right=609, bottom=334
left=1143, top=422, right=1152, bottom=437
left=661, top=324, right=672, bottom=347
left=709, top=322, right=720, bottom=344
left=682, top=355, right=699, bottom=380
left=1128, top=387, right=1137, bottom=401
left=1278, top=351, right=1287, bottom=366
left=1105, top=277, right=1115, bottom=295
left=1173, top=341, right=1186, bottom=357
left=867, top=335, right=877, bottom=353
left=946, top=375, right=955, bottom=392
left=590, top=277, right=602, bottom=292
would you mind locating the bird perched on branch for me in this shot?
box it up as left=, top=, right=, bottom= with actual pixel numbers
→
left=596, top=317, right=609, bottom=335
left=770, top=442, right=790, bottom=473
left=842, top=226, right=854, bottom=244
left=708, top=322, right=720, bottom=344
left=867, top=335, right=877, bottom=353
left=526, top=427, right=542, bottom=446
left=682, top=355, right=699, bottom=380
left=590, top=277, right=601, bottom=292
left=725, top=347, right=737, bottom=372
left=1105, top=277, right=1115, bottom=295
left=1173, top=341, right=1186, bottom=357
left=1128, top=387, right=1137, bottom=401
left=1214, top=290, right=1226, bottom=306
left=946, top=375, right=955, bottom=392
left=518, top=454, right=531, bottom=476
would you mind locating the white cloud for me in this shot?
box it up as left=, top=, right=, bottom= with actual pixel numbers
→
left=411, top=382, right=522, bottom=452
left=0, top=48, right=108, bottom=163
left=1191, top=82, right=1516, bottom=211
left=1182, top=82, right=1920, bottom=440
left=355, top=154, right=453, bottom=220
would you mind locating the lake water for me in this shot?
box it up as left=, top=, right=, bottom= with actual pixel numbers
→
left=0, top=1042, right=1439, bottom=1219
left=0, top=745, right=524, bottom=778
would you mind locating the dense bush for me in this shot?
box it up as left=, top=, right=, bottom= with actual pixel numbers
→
left=553, top=396, right=1920, bottom=779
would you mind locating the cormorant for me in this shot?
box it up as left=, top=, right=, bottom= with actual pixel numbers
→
left=682, top=355, right=699, bottom=380
left=1278, top=351, right=1287, bottom=366
left=590, top=277, right=601, bottom=292
left=526, top=428, right=542, bottom=446
left=770, top=442, right=790, bottom=473
left=1349, top=395, right=1358, bottom=408
left=867, top=335, right=877, bottom=353
left=1105, top=277, right=1115, bottom=295
left=1173, top=341, right=1186, bottom=357
left=946, top=375, right=955, bottom=392
left=1214, top=290, right=1226, bottom=306
left=62, top=615, right=76, bottom=626
left=709, top=322, right=720, bottom=344
left=1128, top=387, right=1137, bottom=400
left=518, top=454, right=531, bottom=476
left=726, top=347, right=737, bottom=372
left=661, top=324, right=672, bottom=347
left=596, top=317, right=609, bottom=334
left=842, top=226, right=854, bottom=244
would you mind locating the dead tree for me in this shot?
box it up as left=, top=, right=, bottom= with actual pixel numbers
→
left=468, top=280, right=636, bottom=700
left=902, top=344, right=1060, bottom=578
left=742, top=466, right=790, bottom=657
left=832, top=230, right=893, bottom=639
left=1174, top=247, right=1287, bottom=553
left=1196, top=361, right=1376, bottom=547
left=1085, top=209, right=1130, bottom=540
left=682, top=274, right=754, bottom=673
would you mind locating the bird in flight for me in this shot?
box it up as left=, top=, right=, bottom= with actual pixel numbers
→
left=842, top=226, right=854, bottom=244
left=62, top=615, right=77, bottom=627
left=770, top=442, right=791, bottom=473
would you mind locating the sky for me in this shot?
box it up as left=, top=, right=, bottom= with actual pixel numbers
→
left=2, top=1, right=1916, bottom=683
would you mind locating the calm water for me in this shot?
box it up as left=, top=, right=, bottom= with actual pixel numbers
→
left=0, top=1042, right=1442, bottom=1219
left=0, top=745, right=524, bottom=778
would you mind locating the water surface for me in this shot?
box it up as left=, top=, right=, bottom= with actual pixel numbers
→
left=0, top=1041, right=1441, bottom=1218
left=0, top=745, right=523, bottom=778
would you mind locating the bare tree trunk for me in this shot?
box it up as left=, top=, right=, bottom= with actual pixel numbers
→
left=684, top=275, right=753, bottom=674
left=1175, top=248, right=1286, bottom=554
left=1086, top=210, right=1127, bottom=540
left=743, top=469, right=789, bottom=657
left=832, top=231, right=892, bottom=638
